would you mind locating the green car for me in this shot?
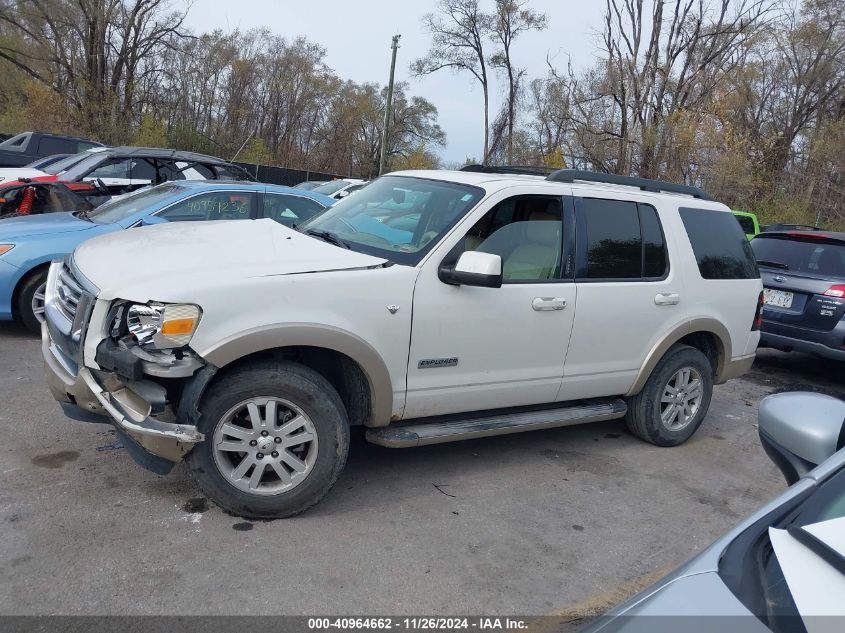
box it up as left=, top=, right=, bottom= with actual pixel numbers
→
left=733, top=210, right=759, bottom=240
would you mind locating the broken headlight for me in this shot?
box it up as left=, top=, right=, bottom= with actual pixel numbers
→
left=123, top=303, right=202, bottom=350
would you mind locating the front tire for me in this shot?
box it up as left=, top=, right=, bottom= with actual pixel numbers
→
left=625, top=344, right=714, bottom=446
left=17, top=270, right=47, bottom=334
left=186, top=360, right=350, bottom=519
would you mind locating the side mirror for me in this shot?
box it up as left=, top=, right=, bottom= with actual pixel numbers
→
left=140, top=215, right=168, bottom=226
left=758, top=392, right=845, bottom=485
left=439, top=251, right=503, bottom=288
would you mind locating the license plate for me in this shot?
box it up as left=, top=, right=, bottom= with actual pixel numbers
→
left=764, top=288, right=794, bottom=309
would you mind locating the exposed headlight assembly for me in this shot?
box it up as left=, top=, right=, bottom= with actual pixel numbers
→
left=126, top=303, right=201, bottom=349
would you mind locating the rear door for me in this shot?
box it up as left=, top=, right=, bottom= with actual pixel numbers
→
left=751, top=234, right=845, bottom=336
left=562, top=195, right=678, bottom=399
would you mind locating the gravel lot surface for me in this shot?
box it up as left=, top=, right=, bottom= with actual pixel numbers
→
left=1, top=320, right=841, bottom=617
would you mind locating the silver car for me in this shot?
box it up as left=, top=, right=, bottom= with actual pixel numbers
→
left=583, top=391, right=845, bottom=633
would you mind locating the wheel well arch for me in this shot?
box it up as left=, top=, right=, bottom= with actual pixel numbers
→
left=210, top=346, right=374, bottom=427
left=676, top=331, right=724, bottom=375
left=200, top=326, right=394, bottom=426
left=11, top=261, right=50, bottom=316
left=627, top=321, right=731, bottom=396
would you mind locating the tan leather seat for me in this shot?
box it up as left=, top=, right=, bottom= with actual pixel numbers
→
left=503, top=211, right=561, bottom=280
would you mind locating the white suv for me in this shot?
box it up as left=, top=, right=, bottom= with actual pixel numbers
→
left=41, top=168, right=763, bottom=518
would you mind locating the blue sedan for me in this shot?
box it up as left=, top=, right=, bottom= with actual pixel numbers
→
left=0, top=181, right=334, bottom=331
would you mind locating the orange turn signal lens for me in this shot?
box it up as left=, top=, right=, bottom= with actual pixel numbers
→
left=161, top=318, right=196, bottom=336
left=0, top=244, right=14, bottom=256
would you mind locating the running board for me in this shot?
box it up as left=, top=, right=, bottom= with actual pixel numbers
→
left=366, top=398, right=627, bottom=448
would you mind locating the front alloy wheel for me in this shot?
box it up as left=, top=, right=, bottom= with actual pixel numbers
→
left=212, top=397, right=319, bottom=495
left=187, top=360, right=350, bottom=519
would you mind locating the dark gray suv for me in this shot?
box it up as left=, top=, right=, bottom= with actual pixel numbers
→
left=752, top=231, right=845, bottom=361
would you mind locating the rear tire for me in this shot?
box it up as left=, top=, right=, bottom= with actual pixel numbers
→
left=186, top=360, right=350, bottom=519
left=17, top=269, right=47, bottom=334
left=625, top=344, right=714, bottom=446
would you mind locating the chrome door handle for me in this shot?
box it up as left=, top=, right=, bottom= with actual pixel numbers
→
left=655, top=293, right=680, bottom=306
left=532, top=297, right=567, bottom=311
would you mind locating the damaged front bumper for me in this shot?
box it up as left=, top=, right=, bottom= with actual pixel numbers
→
left=42, top=322, right=206, bottom=474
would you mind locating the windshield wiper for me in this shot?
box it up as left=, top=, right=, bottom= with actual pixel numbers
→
left=305, top=229, right=350, bottom=249
left=787, top=526, right=845, bottom=577
left=757, top=259, right=789, bottom=271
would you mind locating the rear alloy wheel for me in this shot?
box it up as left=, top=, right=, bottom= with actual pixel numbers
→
left=187, top=360, right=349, bottom=519
left=625, top=344, right=714, bottom=446
left=17, top=272, right=48, bottom=334
left=659, top=367, right=704, bottom=431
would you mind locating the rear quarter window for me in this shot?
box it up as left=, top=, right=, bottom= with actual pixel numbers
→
left=680, top=207, right=759, bottom=280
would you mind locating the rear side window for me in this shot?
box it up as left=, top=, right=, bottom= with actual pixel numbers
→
left=38, top=137, right=73, bottom=155
left=680, top=207, right=759, bottom=279
left=751, top=237, right=845, bottom=278
left=263, top=193, right=325, bottom=227
left=576, top=198, right=668, bottom=280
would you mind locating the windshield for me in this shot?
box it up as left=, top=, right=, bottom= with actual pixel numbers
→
left=87, top=184, right=185, bottom=224
left=752, top=236, right=845, bottom=278
left=43, top=153, right=91, bottom=175
left=720, top=464, right=845, bottom=633
left=58, top=152, right=106, bottom=179
left=299, top=175, right=484, bottom=265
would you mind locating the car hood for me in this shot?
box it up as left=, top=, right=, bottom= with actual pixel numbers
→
left=0, top=212, right=95, bottom=240
left=73, top=218, right=389, bottom=301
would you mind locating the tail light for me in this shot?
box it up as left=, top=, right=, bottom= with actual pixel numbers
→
left=752, top=291, right=764, bottom=331
left=823, top=285, right=845, bottom=298
left=65, top=182, right=95, bottom=192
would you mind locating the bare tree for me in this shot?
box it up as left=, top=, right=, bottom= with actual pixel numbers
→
left=581, top=0, right=773, bottom=177
left=489, top=0, right=546, bottom=163
left=412, top=0, right=492, bottom=163
left=0, top=0, right=189, bottom=140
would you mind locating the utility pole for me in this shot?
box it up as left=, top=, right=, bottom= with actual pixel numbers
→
left=378, top=34, right=401, bottom=176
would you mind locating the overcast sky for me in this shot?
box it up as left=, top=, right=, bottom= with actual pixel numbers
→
left=184, top=0, right=607, bottom=164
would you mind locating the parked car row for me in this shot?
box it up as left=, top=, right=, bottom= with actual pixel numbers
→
left=5, top=158, right=842, bottom=626
left=0, top=180, right=334, bottom=331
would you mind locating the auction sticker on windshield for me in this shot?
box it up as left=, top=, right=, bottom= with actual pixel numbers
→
left=764, top=288, right=794, bottom=309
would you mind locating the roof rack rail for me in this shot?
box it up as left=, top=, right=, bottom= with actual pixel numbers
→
left=460, top=164, right=553, bottom=177
left=546, top=169, right=711, bottom=200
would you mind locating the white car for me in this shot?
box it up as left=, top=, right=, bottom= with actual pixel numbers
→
left=41, top=167, right=763, bottom=518
left=0, top=147, right=108, bottom=183
left=309, top=178, right=367, bottom=199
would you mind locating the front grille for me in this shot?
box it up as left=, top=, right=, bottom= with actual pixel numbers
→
left=44, top=258, right=98, bottom=368
left=56, top=263, right=84, bottom=322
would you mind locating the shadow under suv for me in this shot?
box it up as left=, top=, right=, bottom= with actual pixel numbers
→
left=752, top=230, right=845, bottom=361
